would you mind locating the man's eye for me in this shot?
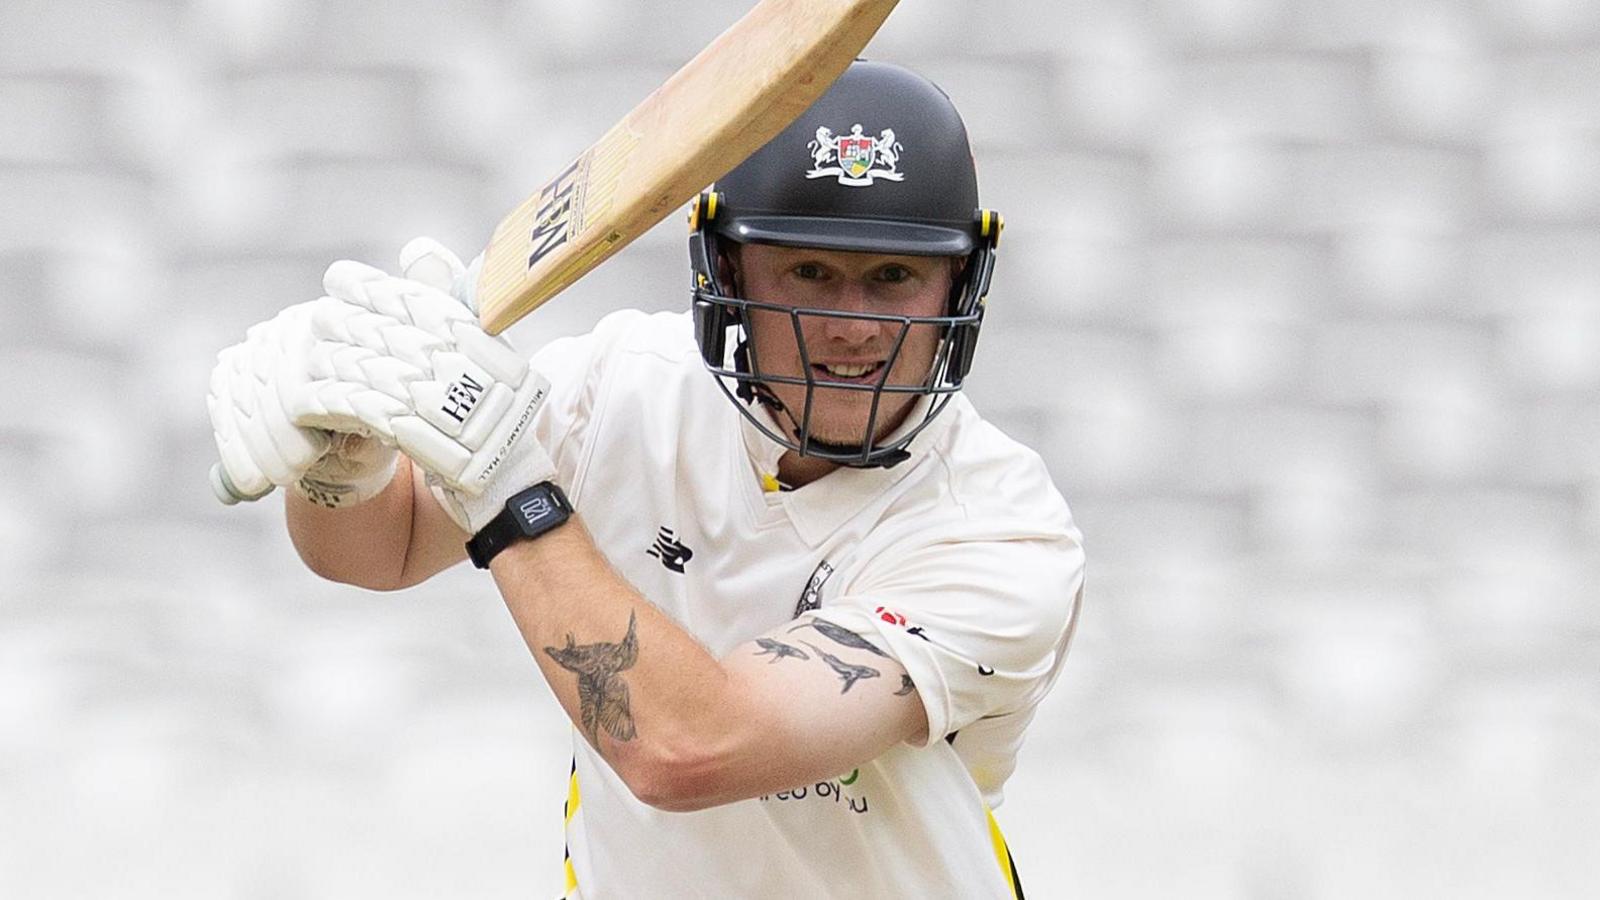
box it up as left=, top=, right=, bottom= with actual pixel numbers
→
left=879, top=266, right=912, bottom=283
left=793, top=264, right=824, bottom=280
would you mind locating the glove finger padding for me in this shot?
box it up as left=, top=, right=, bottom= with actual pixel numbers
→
left=323, top=260, right=479, bottom=341
left=288, top=296, right=416, bottom=443
left=207, top=306, right=330, bottom=496
left=310, top=259, right=559, bottom=534
left=316, top=261, right=551, bottom=485
left=270, top=301, right=401, bottom=509
left=399, top=236, right=467, bottom=297
left=207, top=343, right=274, bottom=499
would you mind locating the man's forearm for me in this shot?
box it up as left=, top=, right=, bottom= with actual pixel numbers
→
left=285, top=461, right=419, bottom=589
left=487, top=518, right=749, bottom=808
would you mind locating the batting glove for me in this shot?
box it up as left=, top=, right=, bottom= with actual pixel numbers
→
left=308, top=256, right=557, bottom=534
left=207, top=294, right=404, bottom=509
left=205, top=236, right=482, bottom=510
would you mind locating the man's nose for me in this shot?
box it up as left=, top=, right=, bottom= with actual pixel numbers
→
left=819, top=310, right=881, bottom=344
left=818, top=283, right=880, bottom=341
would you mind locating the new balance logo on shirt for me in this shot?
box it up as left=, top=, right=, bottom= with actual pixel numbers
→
left=646, top=527, right=693, bottom=573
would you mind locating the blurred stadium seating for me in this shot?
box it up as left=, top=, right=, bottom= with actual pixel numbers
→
left=0, top=1, right=1596, bottom=896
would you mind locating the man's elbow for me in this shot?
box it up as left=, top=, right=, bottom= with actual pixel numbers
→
left=614, top=668, right=811, bottom=812
left=629, top=781, right=719, bottom=814
left=619, top=731, right=754, bottom=813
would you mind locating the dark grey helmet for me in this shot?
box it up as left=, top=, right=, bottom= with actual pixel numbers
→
left=689, top=60, right=1002, bottom=469
left=710, top=59, right=983, bottom=257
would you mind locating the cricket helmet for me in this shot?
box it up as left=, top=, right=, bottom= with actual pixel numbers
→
left=689, top=60, right=1002, bottom=469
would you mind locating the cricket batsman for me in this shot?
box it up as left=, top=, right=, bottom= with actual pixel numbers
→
left=207, top=61, right=1085, bottom=898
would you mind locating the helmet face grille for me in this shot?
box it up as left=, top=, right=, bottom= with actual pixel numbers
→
left=689, top=286, right=989, bottom=468
left=687, top=61, right=998, bottom=469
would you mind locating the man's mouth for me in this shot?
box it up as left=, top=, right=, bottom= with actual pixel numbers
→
left=812, top=361, right=885, bottom=383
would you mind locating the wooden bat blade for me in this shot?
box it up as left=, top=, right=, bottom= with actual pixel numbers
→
left=476, top=0, right=900, bottom=335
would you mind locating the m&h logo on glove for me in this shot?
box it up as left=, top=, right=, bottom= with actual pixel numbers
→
left=441, top=373, right=486, bottom=424
left=646, top=526, right=694, bottom=574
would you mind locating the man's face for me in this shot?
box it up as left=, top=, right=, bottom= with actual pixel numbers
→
left=727, top=243, right=958, bottom=449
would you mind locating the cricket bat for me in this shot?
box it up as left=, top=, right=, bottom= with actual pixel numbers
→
left=211, top=0, right=899, bottom=504
left=478, top=0, right=901, bottom=334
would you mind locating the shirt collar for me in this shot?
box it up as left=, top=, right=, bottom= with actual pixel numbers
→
left=737, top=393, right=961, bottom=547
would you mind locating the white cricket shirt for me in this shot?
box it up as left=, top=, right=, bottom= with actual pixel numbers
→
left=523, top=310, right=1084, bottom=899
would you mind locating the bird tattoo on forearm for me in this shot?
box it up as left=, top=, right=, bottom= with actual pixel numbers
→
left=545, top=611, right=640, bottom=745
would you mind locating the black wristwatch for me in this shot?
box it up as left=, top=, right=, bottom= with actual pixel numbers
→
left=465, top=481, right=574, bottom=569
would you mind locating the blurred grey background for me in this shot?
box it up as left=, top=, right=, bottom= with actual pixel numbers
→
left=2, top=0, right=1598, bottom=897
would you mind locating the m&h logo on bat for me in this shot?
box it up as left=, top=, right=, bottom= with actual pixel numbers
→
left=806, top=124, right=904, bottom=186
left=527, top=152, right=592, bottom=269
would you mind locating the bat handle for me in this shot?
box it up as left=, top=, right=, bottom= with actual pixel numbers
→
left=209, top=462, right=275, bottom=505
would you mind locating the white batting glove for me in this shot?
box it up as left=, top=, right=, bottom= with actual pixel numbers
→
left=207, top=303, right=331, bottom=501
left=398, top=235, right=477, bottom=312
left=204, top=237, right=461, bottom=508
left=309, top=257, right=557, bottom=534
left=207, top=300, right=400, bottom=508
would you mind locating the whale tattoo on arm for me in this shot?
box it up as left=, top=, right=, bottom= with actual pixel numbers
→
left=753, top=637, right=810, bottom=663
left=800, top=641, right=881, bottom=694
left=788, top=618, right=889, bottom=658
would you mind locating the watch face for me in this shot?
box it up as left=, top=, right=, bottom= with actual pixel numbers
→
left=514, top=486, right=565, bottom=532
left=469, top=482, right=571, bottom=569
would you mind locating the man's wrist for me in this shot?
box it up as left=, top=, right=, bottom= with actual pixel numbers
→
left=466, top=481, right=574, bottom=568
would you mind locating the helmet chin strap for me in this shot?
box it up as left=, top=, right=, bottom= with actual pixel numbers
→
left=805, top=438, right=912, bottom=468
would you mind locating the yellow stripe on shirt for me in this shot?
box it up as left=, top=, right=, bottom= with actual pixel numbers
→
left=987, top=807, right=1023, bottom=899
left=563, top=761, right=582, bottom=896
left=566, top=763, right=581, bottom=826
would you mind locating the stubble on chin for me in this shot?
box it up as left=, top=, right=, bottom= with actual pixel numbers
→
left=803, top=392, right=919, bottom=446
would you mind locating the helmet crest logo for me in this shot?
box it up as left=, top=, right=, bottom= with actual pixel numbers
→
left=806, top=124, right=905, bottom=186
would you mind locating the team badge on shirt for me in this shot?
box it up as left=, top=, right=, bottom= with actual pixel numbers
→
left=793, top=560, right=835, bottom=617
left=805, top=125, right=905, bottom=186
